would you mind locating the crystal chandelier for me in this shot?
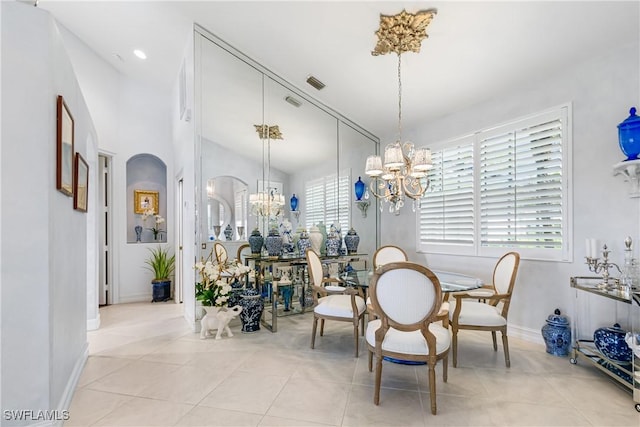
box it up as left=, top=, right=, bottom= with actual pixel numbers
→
left=365, top=9, right=437, bottom=215
left=249, top=124, right=285, bottom=218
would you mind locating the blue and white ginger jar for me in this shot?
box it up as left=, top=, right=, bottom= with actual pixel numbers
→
left=344, top=228, right=360, bottom=255
left=594, top=323, right=633, bottom=363
left=265, top=228, right=283, bottom=257
left=541, top=309, right=571, bottom=357
left=239, top=288, right=263, bottom=333
left=248, top=228, right=263, bottom=254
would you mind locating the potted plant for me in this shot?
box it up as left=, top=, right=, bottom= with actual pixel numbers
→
left=144, top=246, right=175, bottom=302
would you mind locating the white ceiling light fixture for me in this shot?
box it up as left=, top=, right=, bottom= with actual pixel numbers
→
left=365, top=9, right=437, bottom=216
left=133, top=49, right=147, bottom=60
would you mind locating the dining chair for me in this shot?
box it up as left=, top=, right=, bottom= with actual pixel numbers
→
left=366, top=261, right=450, bottom=414
left=449, top=252, right=520, bottom=368
left=306, top=249, right=366, bottom=357
left=371, top=245, right=449, bottom=327
left=236, top=243, right=251, bottom=265
left=214, top=242, right=228, bottom=265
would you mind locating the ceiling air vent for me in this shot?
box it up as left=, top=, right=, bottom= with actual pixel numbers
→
left=284, top=96, right=302, bottom=108
left=306, top=75, right=325, bottom=90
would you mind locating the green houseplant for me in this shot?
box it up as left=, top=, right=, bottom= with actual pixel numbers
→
left=145, top=246, right=175, bottom=302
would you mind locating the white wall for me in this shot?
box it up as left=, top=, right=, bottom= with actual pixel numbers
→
left=381, top=42, right=640, bottom=340
left=58, top=24, right=176, bottom=304
left=1, top=2, right=97, bottom=423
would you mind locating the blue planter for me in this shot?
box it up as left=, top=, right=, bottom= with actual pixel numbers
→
left=151, top=280, right=171, bottom=302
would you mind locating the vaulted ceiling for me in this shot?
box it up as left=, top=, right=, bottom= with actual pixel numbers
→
left=39, top=1, right=639, bottom=139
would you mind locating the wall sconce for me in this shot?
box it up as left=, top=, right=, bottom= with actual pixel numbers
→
left=290, top=193, right=301, bottom=220
left=354, top=177, right=370, bottom=218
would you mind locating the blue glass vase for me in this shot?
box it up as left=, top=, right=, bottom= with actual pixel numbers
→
left=618, top=107, right=640, bottom=160
left=354, top=177, right=365, bottom=201
left=290, top=193, right=298, bottom=211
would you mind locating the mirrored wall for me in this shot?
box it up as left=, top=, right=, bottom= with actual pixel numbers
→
left=194, top=25, right=380, bottom=263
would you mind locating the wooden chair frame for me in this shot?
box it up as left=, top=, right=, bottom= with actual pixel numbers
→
left=213, top=242, right=228, bottom=265
left=366, top=261, right=449, bottom=414
left=306, top=249, right=365, bottom=357
left=450, top=252, right=520, bottom=368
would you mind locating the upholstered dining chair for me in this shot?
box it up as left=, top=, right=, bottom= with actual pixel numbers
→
left=449, top=252, right=520, bottom=368
left=213, top=242, right=228, bottom=265
left=366, top=261, right=450, bottom=414
left=370, top=245, right=449, bottom=327
left=306, top=249, right=366, bottom=357
left=236, top=243, right=251, bottom=265
left=373, top=245, right=408, bottom=270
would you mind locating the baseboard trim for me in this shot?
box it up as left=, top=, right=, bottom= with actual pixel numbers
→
left=508, top=323, right=544, bottom=345
left=87, top=312, right=101, bottom=331
left=118, top=293, right=152, bottom=304
left=28, top=343, right=89, bottom=427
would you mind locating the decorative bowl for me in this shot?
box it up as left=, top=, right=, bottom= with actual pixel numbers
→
left=593, top=323, right=632, bottom=363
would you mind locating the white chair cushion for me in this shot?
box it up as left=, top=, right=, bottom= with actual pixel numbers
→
left=366, top=319, right=451, bottom=356
left=325, top=285, right=346, bottom=293
left=315, top=295, right=366, bottom=318
left=448, top=301, right=506, bottom=327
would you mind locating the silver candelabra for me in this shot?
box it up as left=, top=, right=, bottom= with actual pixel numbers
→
left=586, top=244, right=622, bottom=290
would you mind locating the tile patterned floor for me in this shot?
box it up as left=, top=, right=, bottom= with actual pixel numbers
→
left=66, top=302, right=640, bottom=426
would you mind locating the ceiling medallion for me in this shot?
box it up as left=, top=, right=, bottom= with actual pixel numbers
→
left=372, top=8, right=437, bottom=56
left=254, top=124, right=283, bottom=140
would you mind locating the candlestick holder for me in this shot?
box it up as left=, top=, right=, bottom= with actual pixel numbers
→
left=586, top=244, right=622, bottom=290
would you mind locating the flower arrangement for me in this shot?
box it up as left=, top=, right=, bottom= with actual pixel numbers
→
left=142, top=208, right=165, bottom=240
left=194, top=250, right=252, bottom=307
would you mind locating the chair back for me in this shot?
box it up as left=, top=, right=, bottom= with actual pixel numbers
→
left=373, top=245, right=408, bottom=270
left=370, top=262, right=441, bottom=329
left=492, top=252, right=520, bottom=316
left=214, top=242, right=228, bottom=265
left=236, top=243, right=251, bottom=265
left=306, top=248, right=325, bottom=304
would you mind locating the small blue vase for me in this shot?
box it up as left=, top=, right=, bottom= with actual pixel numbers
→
left=290, top=194, right=298, bottom=212
left=355, top=177, right=365, bottom=201
left=618, top=107, right=640, bottom=160
left=265, top=228, right=283, bottom=257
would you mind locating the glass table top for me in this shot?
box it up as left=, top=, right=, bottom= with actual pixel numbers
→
left=341, top=268, right=484, bottom=292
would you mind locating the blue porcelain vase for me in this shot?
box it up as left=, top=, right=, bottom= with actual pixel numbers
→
left=265, top=228, right=283, bottom=256
left=618, top=107, right=640, bottom=160
left=344, top=228, right=360, bottom=255
left=239, top=288, right=263, bottom=333
left=297, top=229, right=312, bottom=255
left=290, top=193, right=298, bottom=212
left=354, top=177, right=366, bottom=201
left=325, top=229, right=341, bottom=256
left=541, top=309, right=571, bottom=357
left=593, top=323, right=633, bottom=363
left=248, top=228, right=264, bottom=254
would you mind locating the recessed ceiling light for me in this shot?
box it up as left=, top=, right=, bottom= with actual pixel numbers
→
left=133, top=49, right=147, bottom=60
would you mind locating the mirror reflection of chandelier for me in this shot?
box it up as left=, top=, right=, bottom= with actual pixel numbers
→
left=365, top=9, right=437, bottom=215
left=250, top=124, right=285, bottom=218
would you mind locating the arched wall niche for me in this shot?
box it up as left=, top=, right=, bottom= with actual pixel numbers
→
left=126, top=153, right=168, bottom=243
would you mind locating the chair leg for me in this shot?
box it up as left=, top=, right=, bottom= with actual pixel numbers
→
left=442, top=355, right=448, bottom=383
left=491, top=331, right=497, bottom=351
left=374, top=353, right=383, bottom=405
left=452, top=328, right=458, bottom=368
left=368, top=350, right=373, bottom=372
left=360, top=314, right=365, bottom=336
left=311, top=317, right=318, bottom=349
left=353, top=321, right=359, bottom=358
left=502, top=331, right=511, bottom=368
left=428, top=360, right=437, bottom=415
left=320, top=319, right=325, bottom=336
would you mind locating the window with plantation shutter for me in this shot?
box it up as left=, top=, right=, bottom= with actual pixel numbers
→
left=418, top=105, right=571, bottom=261
left=305, top=171, right=350, bottom=233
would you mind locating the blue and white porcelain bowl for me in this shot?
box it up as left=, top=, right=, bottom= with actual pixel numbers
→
left=593, top=323, right=633, bottom=363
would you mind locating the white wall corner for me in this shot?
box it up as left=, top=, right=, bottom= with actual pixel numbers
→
left=508, top=322, right=545, bottom=346
left=87, top=313, right=100, bottom=331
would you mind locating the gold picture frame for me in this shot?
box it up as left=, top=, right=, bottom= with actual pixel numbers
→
left=74, top=153, right=89, bottom=212
left=134, top=190, right=159, bottom=214
left=56, top=95, right=74, bottom=197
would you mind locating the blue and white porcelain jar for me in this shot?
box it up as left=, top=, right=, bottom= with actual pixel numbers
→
left=265, top=228, right=283, bottom=257
left=248, top=228, right=264, bottom=254
left=541, top=309, right=571, bottom=357
left=325, top=229, right=341, bottom=256
left=224, top=224, right=233, bottom=241
left=594, top=323, right=633, bottom=363
left=239, top=288, right=263, bottom=333
left=297, top=229, right=312, bottom=255
left=344, top=227, right=360, bottom=255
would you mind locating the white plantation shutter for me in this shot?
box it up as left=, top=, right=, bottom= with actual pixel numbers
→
left=305, top=171, right=350, bottom=233
left=420, top=137, right=474, bottom=246
left=480, top=111, right=564, bottom=251
left=418, top=106, right=570, bottom=261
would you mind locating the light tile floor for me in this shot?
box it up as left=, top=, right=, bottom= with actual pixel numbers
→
left=66, top=302, right=640, bottom=426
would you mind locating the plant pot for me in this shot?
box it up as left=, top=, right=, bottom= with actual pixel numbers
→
left=151, top=279, right=171, bottom=302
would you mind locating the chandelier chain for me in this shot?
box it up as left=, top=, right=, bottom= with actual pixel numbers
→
left=397, top=53, right=402, bottom=142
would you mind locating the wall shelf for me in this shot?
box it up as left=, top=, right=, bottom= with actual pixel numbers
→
left=613, top=159, right=640, bottom=198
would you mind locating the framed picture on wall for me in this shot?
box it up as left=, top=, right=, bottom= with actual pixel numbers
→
left=56, top=95, right=74, bottom=197
left=74, top=153, right=89, bottom=212
left=134, top=189, right=159, bottom=214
